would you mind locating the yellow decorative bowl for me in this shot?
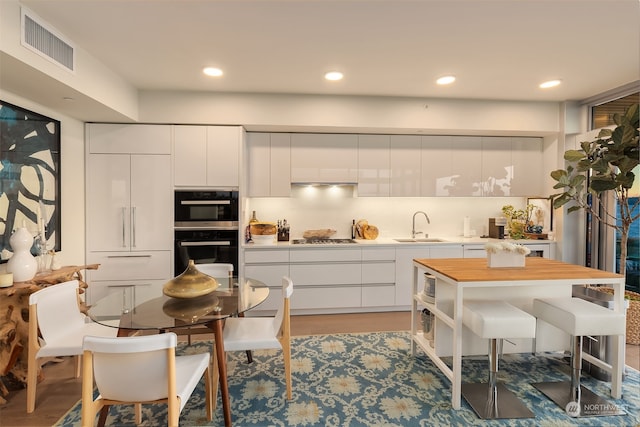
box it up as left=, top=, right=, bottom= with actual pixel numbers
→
left=163, top=260, right=219, bottom=298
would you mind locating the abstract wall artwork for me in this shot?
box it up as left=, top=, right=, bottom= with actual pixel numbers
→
left=0, top=101, right=61, bottom=257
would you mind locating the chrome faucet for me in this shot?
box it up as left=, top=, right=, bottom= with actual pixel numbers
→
left=412, top=211, right=431, bottom=238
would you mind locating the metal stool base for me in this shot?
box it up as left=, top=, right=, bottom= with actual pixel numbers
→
left=532, top=381, right=625, bottom=417
left=461, top=382, right=534, bottom=419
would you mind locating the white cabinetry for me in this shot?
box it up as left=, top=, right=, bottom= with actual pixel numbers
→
left=174, top=125, right=242, bottom=187
left=449, top=136, right=483, bottom=196
left=421, top=135, right=453, bottom=196
left=243, top=249, right=290, bottom=311
left=246, top=133, right=291, bottom=197
left=85, top=124, right=173, bottom=305
left=289, top=248, right=362, bottom=310
left=511, top=137, right=543, bottom=196
left=357, top=135, right=390, bottom=196
left=361, top=247, right=395, bottom=307
left=481, top=136, right=512, bottom=196
left=290, top=133, right=358, bottom=183
left=390, top=135, right=421, bottom=196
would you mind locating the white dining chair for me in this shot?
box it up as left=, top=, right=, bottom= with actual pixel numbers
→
left=196, top=262, right=234, bottom=280
left=222, top=276, right=294, bottom=400
left=26, top=279, right=118, bottom=413
left=81, top=332, right=213, bottom=427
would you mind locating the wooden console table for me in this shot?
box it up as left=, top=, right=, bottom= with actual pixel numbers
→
left=0, top=264, right=98, bottom=404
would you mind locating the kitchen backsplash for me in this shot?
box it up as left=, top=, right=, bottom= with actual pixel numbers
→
left=245, top=187, right=528, bottom=239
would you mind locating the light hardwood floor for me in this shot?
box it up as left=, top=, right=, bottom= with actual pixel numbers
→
left=0, top=311, right=637, bottom=426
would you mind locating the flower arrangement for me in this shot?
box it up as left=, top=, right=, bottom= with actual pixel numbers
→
left=485, top=242, right=531, bottom=255
left=485, top=242, right=530, bottom=267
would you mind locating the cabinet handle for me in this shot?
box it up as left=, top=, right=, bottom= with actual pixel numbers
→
left=106, top=255, right=152, bottom=258
left=180, top=241, right=231, bottom=247
left=131, top=206, right=137, bottom=248
left=181, top=200, right=230, bottom=205
left=121, top=207, right=127, bottom=247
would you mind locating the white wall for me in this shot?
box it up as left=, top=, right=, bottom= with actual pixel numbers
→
left=0, top=90, right=86, bottom=269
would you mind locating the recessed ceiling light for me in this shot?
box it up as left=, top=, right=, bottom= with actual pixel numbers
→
left=539, top=79, right=561, bottom=89
left=436, top=75, right=456, bottom=85
left=324, top=71, right=344, bottom=81
left=203, top=67, right=223, bottom=77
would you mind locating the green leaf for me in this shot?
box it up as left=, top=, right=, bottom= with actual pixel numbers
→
left=569, top=174, right=586, bottom=187
left=590, top=177, right=617, bottom=192
left=568, top=205, right=582, bottom=214
left=551, top=169, right=567, bottom=181
left=564, top=150, right=586, bottom=162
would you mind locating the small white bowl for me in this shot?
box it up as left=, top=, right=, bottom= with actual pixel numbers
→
left=252, top=234, right=276, bottom=245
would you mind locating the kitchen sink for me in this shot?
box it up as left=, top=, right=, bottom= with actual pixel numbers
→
left=393, top=238, right=447, bottom=243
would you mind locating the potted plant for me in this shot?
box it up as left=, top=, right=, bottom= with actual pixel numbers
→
left=501, top=204, right=535, bottom=239
left=550, top=102, right=639, bottom=279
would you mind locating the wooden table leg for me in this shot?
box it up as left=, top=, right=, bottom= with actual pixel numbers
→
left=213, top=319, right=232, bottom=426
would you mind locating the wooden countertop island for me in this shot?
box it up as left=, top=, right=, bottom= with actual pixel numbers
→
left=411, top=257, right=626, bottom=410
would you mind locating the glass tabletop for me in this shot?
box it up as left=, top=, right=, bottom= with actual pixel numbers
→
left=87, top=277, right=269, bottom=331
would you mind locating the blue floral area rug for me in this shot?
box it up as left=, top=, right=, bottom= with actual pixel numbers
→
left=55, top=331, right=639, bottom=426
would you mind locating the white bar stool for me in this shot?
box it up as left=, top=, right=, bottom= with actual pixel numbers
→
left=461, top=300, right=536, bottom=419
left=532, top=297, right=626, bottom=417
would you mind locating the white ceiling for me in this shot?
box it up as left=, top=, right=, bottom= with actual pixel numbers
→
left=4, top=0, right=640, bottom=122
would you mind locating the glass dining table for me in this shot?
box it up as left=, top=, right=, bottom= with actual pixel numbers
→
left=86, top=276, right=269, bottom=427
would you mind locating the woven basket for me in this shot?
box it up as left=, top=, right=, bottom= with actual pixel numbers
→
left=588, top=287, right=640, bottom=345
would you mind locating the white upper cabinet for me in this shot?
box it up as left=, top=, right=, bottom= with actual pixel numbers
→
left=174, top=125, right=241, bottom=187
left=86, top=124, right=172, bottom=252
left=390, top=135, right=421, bottom=196
left=420, top=135, right=453, bottom=196
left=448, top=136, right=482, bottom=196
left=358, top=134, right=390, bottom=196
left=290, top=133, right=358, bottom=183
left=511, top=137, right=543, bottom=196
left=481, top=136, right=512, bottom=196
left=247, top=132, right=291, bottom=197
left=88, top=124, right=171, bottom=154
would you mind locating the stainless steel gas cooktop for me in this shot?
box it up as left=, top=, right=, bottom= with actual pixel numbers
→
left=291, top=238, right=356, bottom=244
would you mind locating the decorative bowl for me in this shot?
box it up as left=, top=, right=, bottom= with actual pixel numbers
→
left=163, top=260, right=219, bottom=298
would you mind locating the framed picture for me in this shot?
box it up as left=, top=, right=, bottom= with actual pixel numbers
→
left=0, top=101, right=61, bottom=257
left=527, top=197, right=552, bottom=232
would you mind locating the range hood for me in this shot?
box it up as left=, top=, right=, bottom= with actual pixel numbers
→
left=290, top=183, right=357, bottom=197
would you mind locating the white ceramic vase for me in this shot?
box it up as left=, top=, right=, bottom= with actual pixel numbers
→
left=6, top=227, right=38, bottom=282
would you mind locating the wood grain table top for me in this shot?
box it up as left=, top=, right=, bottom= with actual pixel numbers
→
left=414, top=257, right=624, bottom=283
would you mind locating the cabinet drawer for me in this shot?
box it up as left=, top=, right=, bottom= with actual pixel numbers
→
left=244, top=249, right=290, bottom=263
left=292, top=287, right=361, bottom=310
left=361, top=247, right=395, bottom=261
left=244, top=264, right=290, bottom=288
left=290, top=263, right=361, bottom=286
left=86, top=251, right=172, bottom=281
left=362, top=261, right=395, bottom=284
left=290, top=248, right=361, bottom=262
left=362, top=285, right=396, bottom=307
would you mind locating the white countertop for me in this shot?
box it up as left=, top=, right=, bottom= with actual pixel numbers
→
left=243, top=235, right=555, bottom=248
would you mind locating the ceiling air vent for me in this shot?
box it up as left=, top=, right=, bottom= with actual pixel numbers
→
left=21, top=8, right=75, bottom=72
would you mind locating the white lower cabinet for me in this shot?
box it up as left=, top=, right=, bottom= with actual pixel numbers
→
left=244, top=242, right=552, bottom=313
left=244, top=246, right=399, bottom=313
left=85, top=250, right=171, bottom=305
left=361, top=247, right=395, bottom=307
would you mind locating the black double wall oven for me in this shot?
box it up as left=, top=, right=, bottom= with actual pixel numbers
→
left=174, top=190, right=239, bottom=276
